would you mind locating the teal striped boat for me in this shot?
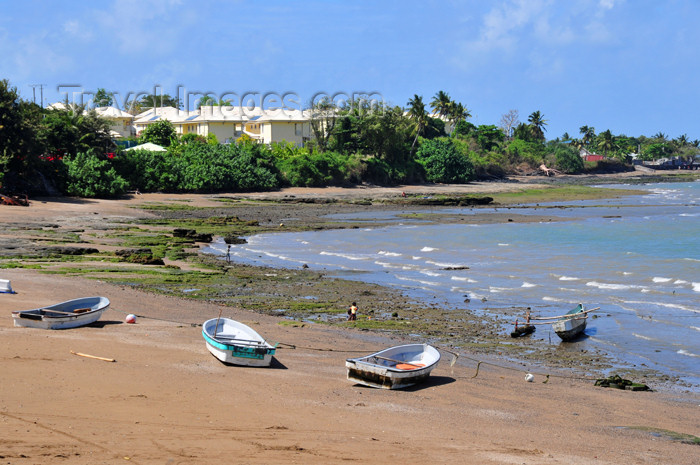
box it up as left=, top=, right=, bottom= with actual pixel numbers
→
left=202, top=318, right=276, bottom=367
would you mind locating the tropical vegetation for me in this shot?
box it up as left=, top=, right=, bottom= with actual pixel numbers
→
left=0, top=78, right=697, bottom=198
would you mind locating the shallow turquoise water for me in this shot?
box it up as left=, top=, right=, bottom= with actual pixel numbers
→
left=207, top=181, right=700, bottom=389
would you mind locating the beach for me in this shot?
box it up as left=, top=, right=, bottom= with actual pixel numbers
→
left=1, top=176, right=699, bottom=464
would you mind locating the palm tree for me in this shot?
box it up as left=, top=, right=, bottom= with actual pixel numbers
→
left=448, top=101, right=470, bottom=123
left=446, top=101, right=471, bottom=135
left=598, top=129, right=615, bottom=155
left=430, top=91, right=451, bottom=119
left=571, top=138, right=584, bottom=150
left=407, top=94, right=429, bottom=153
left=527, top=111, right=548, bottom=141
left=579, top=125, right=596, bottom=147
left=653, top=132, right=668, bottom=141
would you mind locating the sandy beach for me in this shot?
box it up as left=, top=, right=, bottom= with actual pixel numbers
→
left=1, top=179, right=699, bottom=464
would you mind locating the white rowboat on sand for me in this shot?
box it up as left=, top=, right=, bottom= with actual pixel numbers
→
left=11, top=296, right=110, bottom=330
left=202, top=317, right=276, bottom=367
left=345, top=343, right=440, bottom=390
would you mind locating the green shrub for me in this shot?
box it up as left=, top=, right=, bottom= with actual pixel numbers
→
left=278, top=151, right=349, bottom=187
left=62, top=151, right=128, bottom=198
left=139, top=120, right=176, bottom=147
left=505, top=139, right=546, bottom=168
left=172, top=144, right=278, bottom=192
left=554, top=145, right=584, bottom=173
left=112, top=149, right=178, bottom=192
left=416, top=138, right=474, bottom=183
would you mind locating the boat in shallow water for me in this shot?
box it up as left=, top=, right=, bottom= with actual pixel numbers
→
left=12, top=296, right=110, bottom=330
left=202, top=317, right=276, bottom=367
left=552, top=303, right=588, bottom=341
left=345, top=343, right=440, bottom=390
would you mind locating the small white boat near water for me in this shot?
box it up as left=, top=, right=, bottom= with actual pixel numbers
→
left=346, top=343, right=441, bottom=390
left=11, top=296, right=110, bottom=330
left=552, top=303, right=589, bottom=341
left=202, top=317, right=276, bottom=367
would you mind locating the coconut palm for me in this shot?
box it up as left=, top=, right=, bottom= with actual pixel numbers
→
left=675, top=134, right=689, bottom=147
left=430, top=91, right=451, bottom=119
left=571, top=138, right=584, bottom=150
left=407, top=94, right=429, bottom=153
left=448, top=101, right=470, bottom=124
left=527, top=111, right=548, bottom=141
left=598, top=129, right=615, bottom=155
left=579, top=125, right=596, bottom=147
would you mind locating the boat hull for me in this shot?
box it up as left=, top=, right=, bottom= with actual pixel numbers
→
left=552, top=304, right=587, bottom=341
left=11, top=297, right=110, bottom=330
left=202, top=318, right=276, bottom=367
left=345, top=343, right=440, bottom=390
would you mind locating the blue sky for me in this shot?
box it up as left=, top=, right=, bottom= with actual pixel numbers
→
left=1, top=0, right=698, bottom=140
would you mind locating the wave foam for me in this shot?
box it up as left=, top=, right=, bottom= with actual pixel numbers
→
left=320, top=251, right=367, bottom=261
left=420, top=270, right=442, bottom=277
left=677, top=349, right=699, bottom=358
left=632, top=333, right=657, bottom=342
left=559, top=276, right=579, bottom=281
left=586, top=281, right=634, bottom=290
left=522, top=282, right=536, bottom=288
left=652, top=277, right=672, bottom=283
left=378, top=251, right=402, bottom=257
left=420, top=246, right=437, bottom=252
left=623, top=300, right=699, bottom=314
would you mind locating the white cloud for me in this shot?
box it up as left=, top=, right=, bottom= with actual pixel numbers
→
left=469, top=0, right=549, bottom=54
left=454, top=0, right=621, bottom=73
left=93, top=0, right=190, bottom=55
left=63, top=20, right=94, bottom=41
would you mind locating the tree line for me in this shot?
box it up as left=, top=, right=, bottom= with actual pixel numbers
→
left=1, top=78, right=697, bottom=198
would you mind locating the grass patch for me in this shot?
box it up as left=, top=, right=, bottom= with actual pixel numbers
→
left=490, top=185, right=645, bottom=205
left=278, top=320, right=306, bottom=328
left=625, top=426, right=700, bottom=445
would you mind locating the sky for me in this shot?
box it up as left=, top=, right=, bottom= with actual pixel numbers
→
left=1, top=0, right=699, bottom=140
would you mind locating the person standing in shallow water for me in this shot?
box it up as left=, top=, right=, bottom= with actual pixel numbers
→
left=348, top=302, right=358, bottom=321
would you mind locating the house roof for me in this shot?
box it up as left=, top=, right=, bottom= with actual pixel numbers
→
left=95, top=106, right=133, bottom=119
left=132, top=106, right=311, bottom=126
left=254, top=109, right=311, bottom=123
left=133, top=107, right=188, bottom=124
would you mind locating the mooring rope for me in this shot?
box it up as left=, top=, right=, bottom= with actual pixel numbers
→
left=109, top=307, right=603, bottom=382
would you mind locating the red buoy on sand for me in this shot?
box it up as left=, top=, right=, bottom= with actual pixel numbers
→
left=125, top=314, right=136, bottom=324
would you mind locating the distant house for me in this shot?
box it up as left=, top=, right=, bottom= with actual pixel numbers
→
left=94, top=106, right=135, bottom=138
left=47, top=102, right=136, bottom=139
left=133, top=107, right=187, bottom=136
left=131, top=105, right=312, bottom=146
left=579, top=148, right=605, bottom=162
left=246, top=109, right=312, bottom=146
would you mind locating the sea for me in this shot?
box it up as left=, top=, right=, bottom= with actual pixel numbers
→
left=205, top=181, right=700, bottom=390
